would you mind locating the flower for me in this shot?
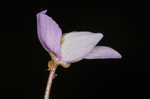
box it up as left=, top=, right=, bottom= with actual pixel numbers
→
left=36, top=10, right=122, bottom=70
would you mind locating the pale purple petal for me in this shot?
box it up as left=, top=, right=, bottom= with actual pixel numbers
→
left=61, top=32, right=103, bottom=63
left=36, top=10, right=62, bottom=58
left=84, top=46, right=122, bottom=59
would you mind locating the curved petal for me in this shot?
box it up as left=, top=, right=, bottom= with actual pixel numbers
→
left=61, top=32, right=103, bottom=63
left=36, top=10, right=62, bottom=58
left=84, top=46, right=122, bottom=59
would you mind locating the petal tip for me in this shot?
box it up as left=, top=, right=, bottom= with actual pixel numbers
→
left=118, top=53, right=122, bottom=59
left=36, top=10, right=47, bottom=16
left=97, top=33, right=104, bottom=39
left=113, top=50, right=122, bottom=59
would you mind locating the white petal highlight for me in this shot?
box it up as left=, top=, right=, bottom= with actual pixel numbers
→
left=61, top=32, right=103, bottom=63
left=84, top=46, right=122, bottom=59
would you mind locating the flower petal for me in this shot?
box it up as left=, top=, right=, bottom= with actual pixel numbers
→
left=84, top=46, right=122, bottom=59
left=61, top=32, right=103, bottom=63
left=37, top=10, right=62, bottom=58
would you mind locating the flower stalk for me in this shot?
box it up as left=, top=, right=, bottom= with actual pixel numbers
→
left=44, top=62, right=57, bottom=99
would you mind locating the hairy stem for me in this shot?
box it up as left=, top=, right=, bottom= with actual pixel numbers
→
left=44, top=64, right=57, bottom=99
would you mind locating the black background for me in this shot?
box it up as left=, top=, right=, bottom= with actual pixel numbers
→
left=0, top=0, right=149, bottom=99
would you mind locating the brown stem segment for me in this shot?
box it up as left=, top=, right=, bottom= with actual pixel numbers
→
left=44, top=63, right=57, bottom=99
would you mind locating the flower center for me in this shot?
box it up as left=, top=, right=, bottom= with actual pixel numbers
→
left=48, top=52, right=71, bottom=70
left=60, top=38, right=64, bottom=45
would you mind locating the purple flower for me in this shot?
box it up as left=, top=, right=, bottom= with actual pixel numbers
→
left=37, top=10, right=122, bottom=69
